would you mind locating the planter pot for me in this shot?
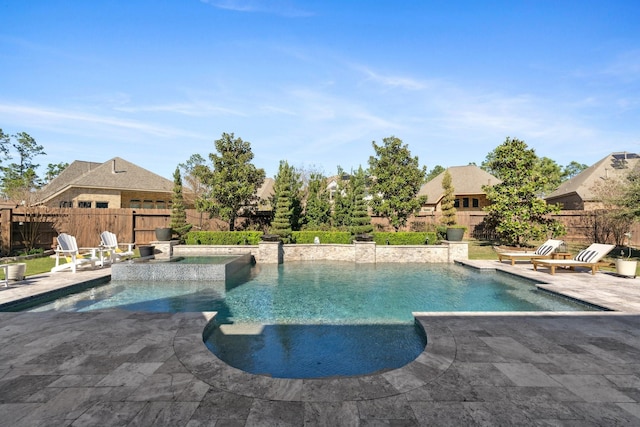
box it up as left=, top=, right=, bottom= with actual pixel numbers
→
left=260, top=234, right=282, bottom=242
left=7, top=263, right=26, bottom=281
left=446, top=227, right=465, bottom=241
left=155, top=227, right=173, bottom=241
left=616, top=259, right=637, bottom=278
left=354, top=234, right=373, bottom=242
left=138, top=245, right=155, bottom=258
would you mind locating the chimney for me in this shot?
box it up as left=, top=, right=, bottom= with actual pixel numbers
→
left=112, top=159, right=116, bottom=174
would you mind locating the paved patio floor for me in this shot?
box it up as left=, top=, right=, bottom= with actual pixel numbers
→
left=1, top=260, right=640, bottom=426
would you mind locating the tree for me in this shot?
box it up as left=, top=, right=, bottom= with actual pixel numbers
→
left=1, top=131, right=46, bottom=199
left=331, top=168, right=352, bottom=228
left=179, top=154, right=209, bottom=230
left=348, top=166, right=373, bottom=236
left=482, top=137, right=565, bottom=246
left=44, top=162, right=69, bottom=184
left=440, top=169, right=456, bottom=226
left=170, top=167, right=192, bottom=242
left=535, top=157, right=564, bottom=197
left=303, top=172, right=331, bottom=229
left=562, top=161, right=588, bottom=180
left=368, top=136, right=427, bottom=231
left=272, top=160, right=303, bottom=231
left=194, top=133, right=265, bottom=231
left=426, top=165, right=445, bottom=182
left=583, top=176, right=631, bottom=245
left=270, top=186, right=293, bottom=242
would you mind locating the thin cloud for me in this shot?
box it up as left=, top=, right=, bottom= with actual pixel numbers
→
left=355, top=66, right=432, bottom=91
left=115, top=102, right=245, bottom=117
left=0, top=103, right=203, bottom=139
left=200, top=0, right=313, bottom=17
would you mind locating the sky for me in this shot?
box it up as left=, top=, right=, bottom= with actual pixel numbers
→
left=1, top=1, right=639, bottom=181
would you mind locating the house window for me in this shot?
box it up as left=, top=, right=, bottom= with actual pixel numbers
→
left=59, top=201, right=72, bottom=208
left=156, top=201, right=166, bottom=209
left=96, top=202, right=109, bottom=208
left=142, top=200, right=154, bottom=209
left=472, top=198, right=479, bottom=208
left=78, top=201, right=92, bottom=208
left=454, top=199, right=460, bottom=208
left=130, top=199, right=141, bottom=208
left=463, top=198, right=469, bottom=208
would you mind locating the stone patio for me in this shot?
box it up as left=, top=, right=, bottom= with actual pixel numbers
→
left=1, top=260, right=640, bottom=425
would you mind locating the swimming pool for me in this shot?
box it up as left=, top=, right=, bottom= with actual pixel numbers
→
left=28, top=262, right=595, bottom=377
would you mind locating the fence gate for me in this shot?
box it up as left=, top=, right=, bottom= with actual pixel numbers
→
left=133, top=210, right=171, bottom=244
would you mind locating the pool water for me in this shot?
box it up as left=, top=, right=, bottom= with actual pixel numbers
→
left=29, top=262, right=596, bottom=378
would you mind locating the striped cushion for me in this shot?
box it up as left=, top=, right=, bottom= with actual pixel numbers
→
left=535, top=245, right=554, bottom=256
left=575, top=250, right=598, bottom=263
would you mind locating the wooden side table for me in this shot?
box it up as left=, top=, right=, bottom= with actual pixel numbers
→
left=551, top=252, right=572, bottom=260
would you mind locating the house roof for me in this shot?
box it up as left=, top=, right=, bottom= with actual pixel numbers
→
left=418, top=165, right=501, bottom=205
left=37, top=157, right=174, bottom=203
left=545, top=152, right=640, bottom=203
left=256, top=177, right=275, bottom=201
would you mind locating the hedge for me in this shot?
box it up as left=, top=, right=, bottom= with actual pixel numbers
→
left=291, top=231, right=352, bottom=244
left=184, top=231, right=262, bottom=245
left=184, top=231, right=438, bottom=245
left=373, top=232, right=438, bottom=245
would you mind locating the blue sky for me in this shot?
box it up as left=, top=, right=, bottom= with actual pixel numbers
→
left=1, top=1, right=639, bottom=180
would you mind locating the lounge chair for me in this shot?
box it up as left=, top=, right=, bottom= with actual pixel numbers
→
left=531, top=243, right=615, bottom=275
left=51, top=233, right=98, bottom=273
left=496, top=239, right=564, bottom=266
left=100, top=231, right=134, bottom=263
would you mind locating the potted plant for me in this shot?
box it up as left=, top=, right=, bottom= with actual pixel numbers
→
left=7, top=262, right=26, bottom=281
left=615, top=232, right=637, bottom=278
left=445, top=225, right=467, bottom=242
left=439, top=169, right=466, bottom=241
left=155, top=227, right=173, bottom=241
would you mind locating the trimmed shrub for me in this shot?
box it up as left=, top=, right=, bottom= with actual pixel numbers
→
left=185, top=231, right=263, bottom=245
left=292, top=231, right=352, bottom=244
left=373, top=232, right=438, bottom=245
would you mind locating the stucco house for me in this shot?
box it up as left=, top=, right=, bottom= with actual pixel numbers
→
left=36, top=157, right=178, bottom=209
left=417, top=165, right=501, bottom=214
left=545, top=152, right=640, bottom=210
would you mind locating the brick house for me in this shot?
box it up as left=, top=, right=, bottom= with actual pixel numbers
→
left=36, top=157, right=179, bottom=209
left=417, top=165, right=501, bottom=214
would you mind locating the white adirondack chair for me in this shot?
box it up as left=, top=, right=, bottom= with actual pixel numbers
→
left=51, top=233, right=97, bottom=273
left=100, top=231, right=134, bottom=263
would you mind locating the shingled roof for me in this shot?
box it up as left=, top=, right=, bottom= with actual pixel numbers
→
left=37, top=157, right=174, bottom=203
left=418, top=165, right=501, bottom=204
left=545, top=152, right=640, bottom=204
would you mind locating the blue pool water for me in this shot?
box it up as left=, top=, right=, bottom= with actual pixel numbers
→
left=29, top=262, right=595, bottom=378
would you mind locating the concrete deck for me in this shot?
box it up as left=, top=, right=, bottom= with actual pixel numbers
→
left=1, top=261, right=640, bottom=425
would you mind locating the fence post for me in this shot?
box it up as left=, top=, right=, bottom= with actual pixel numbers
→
left=1, top=208, right=12, bottom=255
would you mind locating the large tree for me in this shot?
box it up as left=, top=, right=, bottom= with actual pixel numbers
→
left=194, top=133, right=265, bottom=231
left=303, top=172, right=331, bottom=229
left=426, top=165, right=445, bottom=182
left=0, top=131, right=46, bottom=199
left=482, top=137, right=564, bottom=246
left=368, top=136, right=427, bottom=231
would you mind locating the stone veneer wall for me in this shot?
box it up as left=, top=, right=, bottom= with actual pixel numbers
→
left=111, top=253, right=252, bottom=281
left=172, top=241, right=468, bottom=264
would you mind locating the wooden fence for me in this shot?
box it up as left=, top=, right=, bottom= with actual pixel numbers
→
left=0, top=207, right=242, bottom=254
left=1, top=207, right=639, bottom=256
